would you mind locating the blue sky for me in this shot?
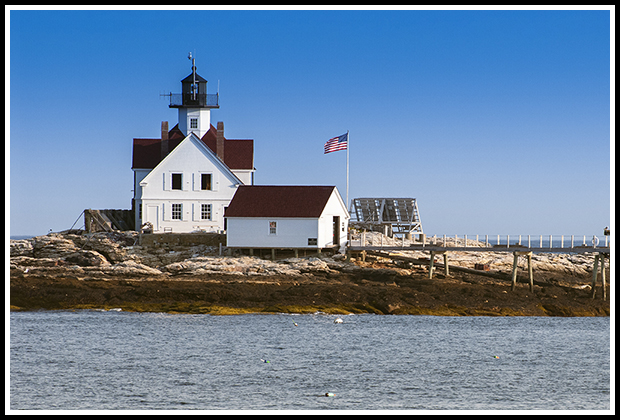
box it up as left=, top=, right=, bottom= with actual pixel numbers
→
left=8, top=7, right=613, bottom=237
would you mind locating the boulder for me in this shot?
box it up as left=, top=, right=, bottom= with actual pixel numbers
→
left=106, top=261, right=163, bottom=276
left=68, top=233, right=127, bottom=263
left=64, top=250, right=109, bottom=267
left=32, top=234, right=79, bottom=259
left=11, top=256, right=63, bottom=268
left=10, top=239, right=34, bottom=257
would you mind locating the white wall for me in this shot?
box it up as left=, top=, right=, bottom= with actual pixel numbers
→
left=226, top=218, right=319, bottom=248
left=178, top=108, right=211, bottom=138
left=232, top=169, right=254, bottom=186
left=139, top=199, right=229, bottom=233
left=317, top=189, right=350, bottom=247
left=226, top=188, right=350, bottom=249
left=136, top=135, right=240, bottom=233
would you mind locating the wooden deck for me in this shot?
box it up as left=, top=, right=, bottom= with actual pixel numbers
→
left=347, top=240, right=610, bottom=301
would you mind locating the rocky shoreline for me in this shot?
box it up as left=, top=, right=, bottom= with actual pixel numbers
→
left=9, top=231, right=611, bottom=316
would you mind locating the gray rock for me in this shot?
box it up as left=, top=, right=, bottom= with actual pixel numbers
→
left=10, top=239, right=34, bottom=257
left=64, top=250, right=109, bottom=267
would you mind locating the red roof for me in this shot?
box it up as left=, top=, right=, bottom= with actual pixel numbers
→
left=225, top=185, right=337, bottom=218
left=132, top=124, right=254, bottom=170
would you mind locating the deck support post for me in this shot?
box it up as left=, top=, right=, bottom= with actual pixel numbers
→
left=511, top=253, right=519, bottom=291
left=428, top=250, right=448, bottom=279
left=601, top=254, right=607, bottom=301
left=511, top=251, right=534, bottom=292
left=591, top=254, right=599, bottom=299
left=429, top=251, right=435, bottom=279
left=591, top=253, right=607, bottom=300
left=527, top=252, right=533, bottom=292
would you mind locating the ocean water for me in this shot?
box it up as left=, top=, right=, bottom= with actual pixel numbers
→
left=9, top=311, right=611, bottom=412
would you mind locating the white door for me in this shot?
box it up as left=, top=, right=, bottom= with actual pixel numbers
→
left=146, top=205, right=159, bottom=231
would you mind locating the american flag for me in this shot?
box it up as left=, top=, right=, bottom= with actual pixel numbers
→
left=324, top=133, right=348, bottom=154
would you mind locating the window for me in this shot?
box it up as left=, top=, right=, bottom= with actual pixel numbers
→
left=171, top=173, right=182, bottom=190
left=172, top=204, right=182, bottom=220
left=201, top=204, right=212, bottom=220
left=308, top=238, right=317, bottom=246
left=269, top=221, right=277, bottom=235
left=201, top=173, right=212, bottom=190
left=190, top=118, right=198, bottom=129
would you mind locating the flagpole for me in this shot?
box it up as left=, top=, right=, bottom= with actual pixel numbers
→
left=346, top=130, right=349, bottom=209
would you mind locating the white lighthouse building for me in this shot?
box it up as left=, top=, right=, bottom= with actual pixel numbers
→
left=131, top=56, right=255, bottom=233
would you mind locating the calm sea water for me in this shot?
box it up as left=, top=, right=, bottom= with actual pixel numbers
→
left=9, top=311, right=611, bottom=412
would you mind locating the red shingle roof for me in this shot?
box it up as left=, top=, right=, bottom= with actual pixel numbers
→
left=224, top=185, right=337, bottom=218
left=132, top=124, right=254, bottom=170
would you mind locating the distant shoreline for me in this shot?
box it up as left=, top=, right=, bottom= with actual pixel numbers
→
left=10, top=235, right=37, bottom=240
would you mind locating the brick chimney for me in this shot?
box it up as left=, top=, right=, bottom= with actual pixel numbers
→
left=216, top=121, right=225, bottom=161
left=160, top=121, right=169, bottom=159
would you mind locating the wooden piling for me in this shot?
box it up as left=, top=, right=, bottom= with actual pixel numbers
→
left=591, top=253, right=607, bottom=301
left=428, top=250, right=448, bottom=279
left=429, top=251, right=435, bottom=279
left=601, top=254, right=606, bottom=301
left=591, top=254, right=600, bottom=299
left=511, top=251, right=533, bottom=292
left=527, top=252, right=533, bottom=292
left=511, top=252, right=519, bottom=291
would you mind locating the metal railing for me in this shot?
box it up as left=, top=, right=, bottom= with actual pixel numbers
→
left=168, top=93, right=219, bottom=108
left=349, top=232, right=611, bottom=252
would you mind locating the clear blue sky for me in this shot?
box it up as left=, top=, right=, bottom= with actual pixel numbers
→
left=8, top=7, right=613, bottom=237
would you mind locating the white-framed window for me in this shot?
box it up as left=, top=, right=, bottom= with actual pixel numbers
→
left=171, top=173, right=182, bottom=190
left=269, top=221, right=277, bottom=235
left=190, top=118, right=198, bottom=129
left=172, top=203, right=182, bottom=220
left=201, top=173, right=212, bottom=190
left=201, top=204, right=212, bottom=220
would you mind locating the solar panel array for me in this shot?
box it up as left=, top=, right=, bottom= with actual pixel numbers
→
left=350, top=198, right=423, bottom=234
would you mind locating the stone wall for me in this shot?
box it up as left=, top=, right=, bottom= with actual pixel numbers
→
left=139, top=232, right=226, bottom=247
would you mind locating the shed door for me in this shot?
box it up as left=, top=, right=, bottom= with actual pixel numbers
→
left=333, top=216, right=340, bottom=247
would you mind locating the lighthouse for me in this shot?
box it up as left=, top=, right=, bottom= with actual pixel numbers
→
left=131, top=54, right=254, bottom=234
left=168, top=53, right=219, bottom=139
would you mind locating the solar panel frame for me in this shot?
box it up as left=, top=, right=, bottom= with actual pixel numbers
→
left=350, top=198, right=423, bottom=234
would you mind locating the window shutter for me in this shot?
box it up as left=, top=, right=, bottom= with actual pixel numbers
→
left=182, top=173, right=188, bottom=191
left=163, top=173, right=167, bottom=190
left=163, top=203, right=169, bottom=221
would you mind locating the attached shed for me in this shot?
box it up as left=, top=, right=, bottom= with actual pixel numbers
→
left=225, top=185, right=350, bottom=251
